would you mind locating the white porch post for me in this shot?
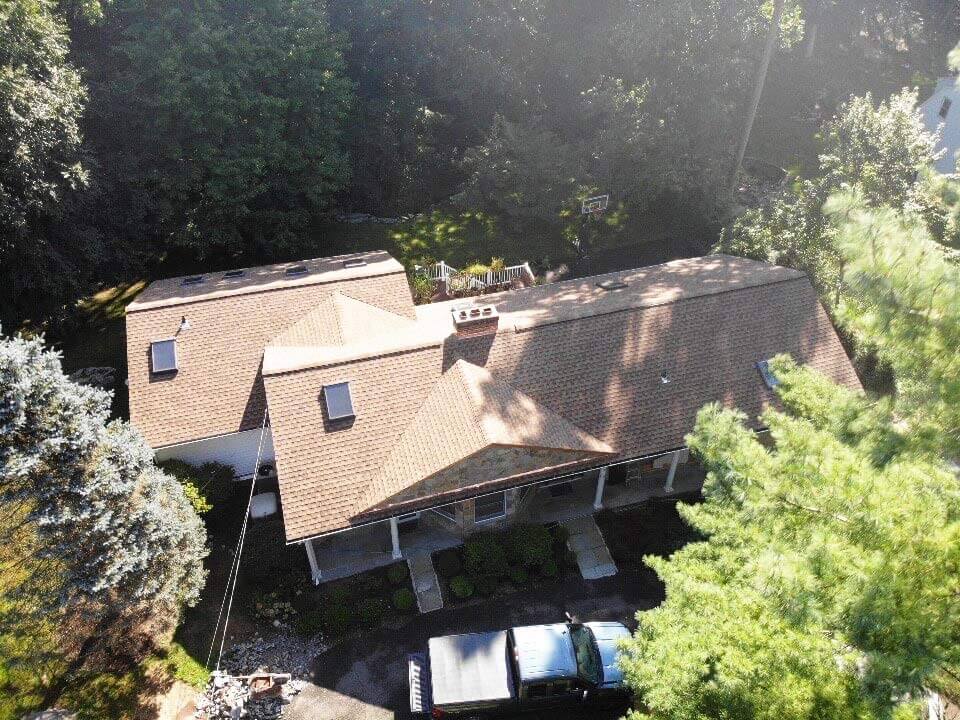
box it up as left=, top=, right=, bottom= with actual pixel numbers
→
left=665, top=450, right=681, bottom=492
left=304, top=539, right=322, bottom=585
left=593, top=466, right=609, bottom=510
left=390, top=516, right=402, bottom=560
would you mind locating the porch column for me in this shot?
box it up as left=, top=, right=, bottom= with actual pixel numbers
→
left=304, top=539, right=322, bottom=585
left=390, top=516, right=402, bottom=560
left=665, top=450, right=681, bottom=492
left=593, top=466, right=609, bottom=510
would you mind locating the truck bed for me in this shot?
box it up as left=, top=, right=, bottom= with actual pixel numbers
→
left=428, top=631, right=516, bottom=709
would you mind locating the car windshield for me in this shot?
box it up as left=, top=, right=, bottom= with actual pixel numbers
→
left=569, top=625, right=601, bottom=685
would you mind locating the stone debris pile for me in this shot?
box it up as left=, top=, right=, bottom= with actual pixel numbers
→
left=220, top=632, right=328, bottom=680
left=194, top=671, right=307, bottom=720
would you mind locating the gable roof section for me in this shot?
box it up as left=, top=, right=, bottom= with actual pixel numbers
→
left=262, top=255, right=863, bottom=542
left=355, top=359, right=614, bottom=516
left=126, top=251, right=415, bottom=448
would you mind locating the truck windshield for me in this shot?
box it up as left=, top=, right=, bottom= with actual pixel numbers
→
left=569, top=625, right=601, bottom=685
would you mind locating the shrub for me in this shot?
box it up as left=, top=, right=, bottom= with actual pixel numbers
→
left=508, top=567, right=529, bottom=585
left=435, top=548, right=462, bottom=578
left=449, top=575, right=475, bottom=599
left=157, top=458, right=234, bottom=514
left=357, top=597, right=388, bottom=625
left=294, top=610, right=324, bottom=636
left=392, top=588, right=417, bottom=612
left=506, top=524, right=554, bottom=568
left=540, top=559, right=560, bottom=578
left=464, top=534, right=508, bottom=579
left=550, top=524, right=571, bottom=545
left=321, top=603, right=354, bottom=636
left=475, top=574, right=499, bottom=596
left=387, top=562, right=410, bottom=586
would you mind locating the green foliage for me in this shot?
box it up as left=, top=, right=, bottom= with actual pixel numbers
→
left=507, top=567, right=529, bottom=586
left=391, top=210, right=501, bottom=270
left=408, top=272, right=435, bottom=305
left=157, top=459, right=235, bottom=515
left=386, top=562, right=409, bottom=586
left=449, top=575, right=474, bottom=600
left=538, top=559, right=559, bottom=578
left=505, top=524, right=554, bottom=569
left=357, top=597, right=388, bottom=625
left=435, top=548, right=462, bottom=578
left=619, top=360, right=960, bottom=720
left=162, top=641, right=210, bottom=689
left=474, top=574, right=499, bottom=596
left=320, top=602, right=354, bottom=637
left=391, top=587, right=416, bottom=612
left=463, top=534, right=509, bottom=579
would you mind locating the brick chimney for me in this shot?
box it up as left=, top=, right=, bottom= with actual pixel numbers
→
left=452, top=304, right=499, bottom=338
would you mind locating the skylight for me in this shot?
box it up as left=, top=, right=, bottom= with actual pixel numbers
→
left=756, top=359, right=780, bottom=389
left=596, top=279, right=627, bottom=291
left=343, top=259, right=367, bottom=269
left=285, top=265, right=309, bottom=277
left=181, top=275, right=204, bottom=286
left=223, top=269, right=245, bottom=279
left=150, top=339, right=178, bottom=373
left=323, top=382, right=355, bottom=421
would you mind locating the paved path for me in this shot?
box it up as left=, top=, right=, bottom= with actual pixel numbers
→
left=284, top=569, right=661, bottom=720
left=406, top=552, right=443, bottom=613
left=563, top=515, right=618, bottom=579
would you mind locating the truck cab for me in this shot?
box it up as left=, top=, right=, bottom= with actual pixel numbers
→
left=409, top=621, right=630, bottom=717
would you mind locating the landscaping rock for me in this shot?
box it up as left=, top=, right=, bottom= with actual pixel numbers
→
left=220, top=631, right=328, bottom=680
left=194, top=671, right=309, bottom=720
left=68, top=366, right=117, bottom=389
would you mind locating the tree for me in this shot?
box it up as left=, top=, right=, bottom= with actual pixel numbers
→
left=75, top=0, right=353, bottom=262
left=619, top=356, right=960, bottom=720
left=0, top=0, right=92, bottom=328
left=0, top=330, right=207, bottom=706
left=717, top=88, right=940, bottom=301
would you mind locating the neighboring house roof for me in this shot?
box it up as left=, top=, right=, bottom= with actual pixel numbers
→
left=126, top=251, right=415, bottom=448
left=921, top=76, right=960, bottom=174
left=261, top=254, right=862, bottom=542
left=356, top=359, right=615, bottom=515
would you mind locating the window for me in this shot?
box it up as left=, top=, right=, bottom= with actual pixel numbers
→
left=756, top=359, right=780, bottom=389
left=474, top=492, right=506, bottom=523
left=940, top=97, right=952, bottom=119
left=181, top=275, right=204, bottom=286
left=570, top=625, right=601, bottom=685
left=433, top=503, right=457, bottom=521
left=150, top=339, right=178, bottom=373
left=223, top=269, right=245, bottom=279
left=285, top=265, right=309, bottom=276
left=323, top=382, right=355, bottom=420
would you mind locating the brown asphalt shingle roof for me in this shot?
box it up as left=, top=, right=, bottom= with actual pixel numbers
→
left=260, top=254, right=862, bottom=542
left=126, top=251, right=415, bottom=448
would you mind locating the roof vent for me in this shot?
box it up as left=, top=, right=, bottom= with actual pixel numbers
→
left=343, top=259, right=367, bottom=269
left=223, top=269, right=245, bottom=280
left=756, top=359, right=780, bottom=389
left=452, top=304, right=499, bottom=337
left=596, top=279, right=627, bottom=291
left=181, top=275, right=204, bottom=287
left=285, top=265, right=309, bottom=277
left=660, top=370, right=671, bottom=384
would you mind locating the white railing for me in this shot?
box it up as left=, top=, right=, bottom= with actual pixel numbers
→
left=417, top=261, right=532, bottom=293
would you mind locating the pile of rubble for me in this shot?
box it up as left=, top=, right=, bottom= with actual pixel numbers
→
left=220, top=632, right=328, bottom=680
left=194, top=672, right=307, bottom=720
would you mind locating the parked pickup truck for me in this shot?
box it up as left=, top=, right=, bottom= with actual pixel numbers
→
left=408, top=621, right=631, bottom=718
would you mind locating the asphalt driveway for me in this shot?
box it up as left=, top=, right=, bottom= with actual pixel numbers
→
left=284, top=569, right=662, bottom=720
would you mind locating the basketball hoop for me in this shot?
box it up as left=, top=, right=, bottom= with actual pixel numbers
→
left=581, top=194, right=610, bottom=219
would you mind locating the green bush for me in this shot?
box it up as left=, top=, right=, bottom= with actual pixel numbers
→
left=506, top=524, right=554, bottom=568
left=387, top=562, right=410, bottom=586
left=321, top=602, right=354, bottom=636
left=464, top=534, right=508, bottom=579
left=550, top=524, right=571, bottom=545
left=540, top=559, right=560, bottom=578
left=157, top=458, right=234, bottom=514
left=294, top=609, right=325, bottom=636
left=508, top=567, right=529, bottom=585
left=357, top=597, right=388, bottom=625
left=392, top=587, right=417, bottom=612
left=474, top=574, right=499, bottom=596
left=435, top=548, right=462, bottom=578
left=449, top=575, right=475, bottom=599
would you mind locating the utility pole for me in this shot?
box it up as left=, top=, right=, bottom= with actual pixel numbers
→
left=727, top=0, right=785, bottom=202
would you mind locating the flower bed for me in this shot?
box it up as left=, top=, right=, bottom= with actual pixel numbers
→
left=432, top=523, right=579, bottom=605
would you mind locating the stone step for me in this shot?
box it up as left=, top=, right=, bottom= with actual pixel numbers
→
left=407, top=553, right=444, bottom=613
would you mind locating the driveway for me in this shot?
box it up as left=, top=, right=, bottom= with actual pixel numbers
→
left=284, top=569, right=662, bottom=720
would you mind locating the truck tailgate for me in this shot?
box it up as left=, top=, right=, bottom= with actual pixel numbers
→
left=408, top=652, right=432, bottom=715
left=429, top=631, right=515, bottom=709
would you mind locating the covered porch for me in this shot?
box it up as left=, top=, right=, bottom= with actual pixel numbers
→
left=299, top=448, right=705, bottom=585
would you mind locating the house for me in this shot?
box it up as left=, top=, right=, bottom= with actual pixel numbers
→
left=921, top=77, right=960, bottom=174
left=126, top=251, right=861, bottom=583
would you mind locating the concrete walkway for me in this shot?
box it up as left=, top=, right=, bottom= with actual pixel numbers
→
left=406, top=552, right=444, bottom=613
left=562, top=515, right=618, bottom=579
